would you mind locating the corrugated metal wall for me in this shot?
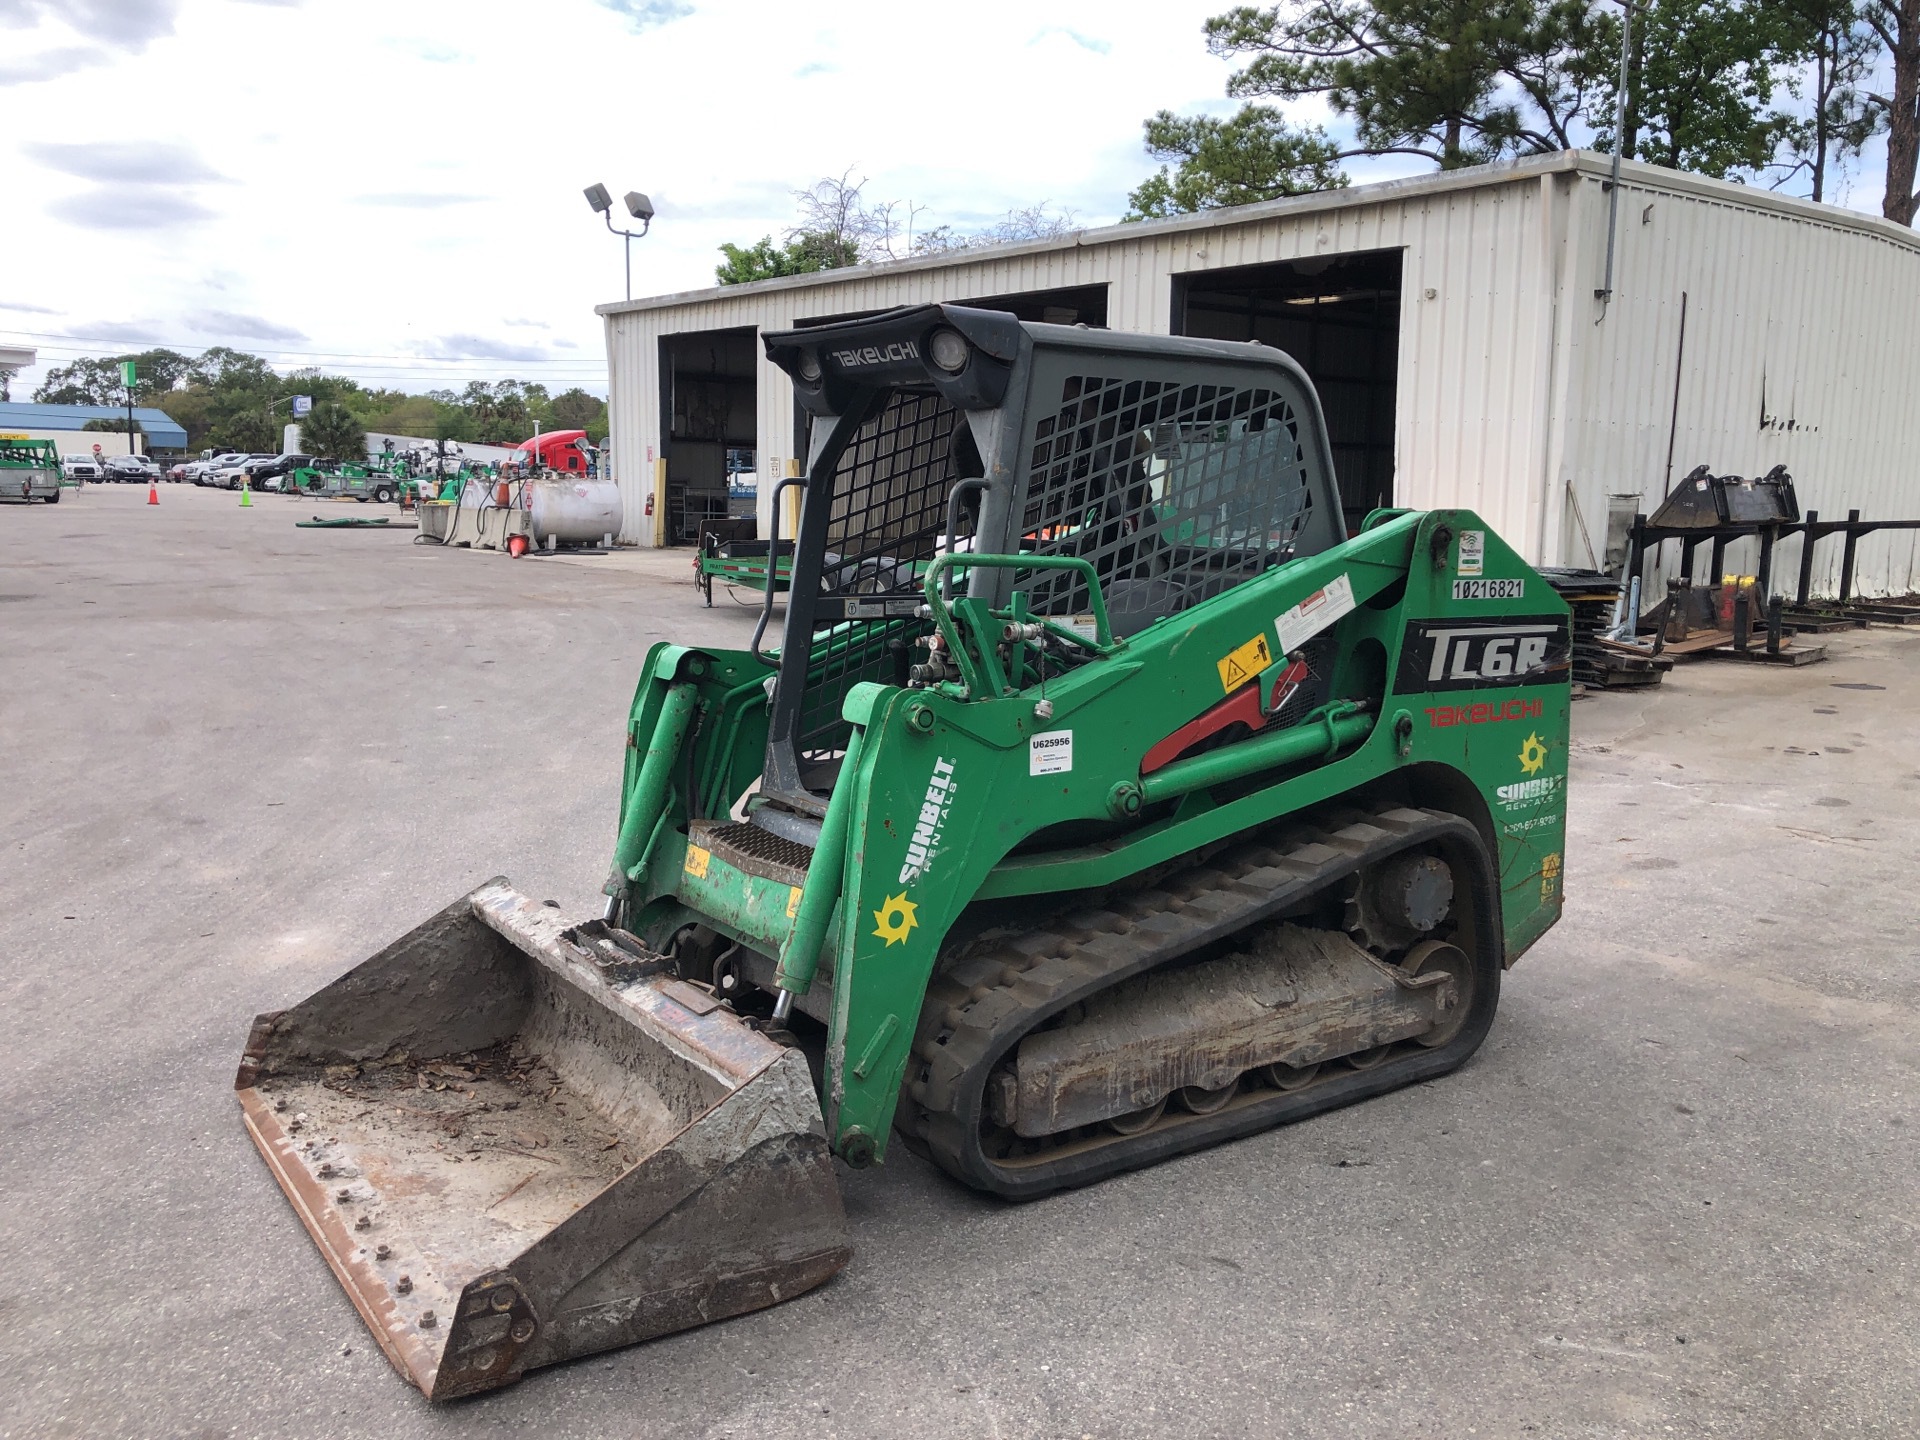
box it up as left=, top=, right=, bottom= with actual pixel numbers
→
left=603, top=154, right=1920, bottom=594
left=1555, top=169, right=1920, bottom=595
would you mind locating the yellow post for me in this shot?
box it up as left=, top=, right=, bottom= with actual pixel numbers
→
left=652, top=457, right=667, bottom=548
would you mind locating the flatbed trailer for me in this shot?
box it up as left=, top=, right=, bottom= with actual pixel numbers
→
left=695, top=533, right=795, bottom=606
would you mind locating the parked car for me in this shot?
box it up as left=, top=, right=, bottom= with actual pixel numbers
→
left=167, top=461, right=190, bottom=482
left=62, top=455, right=101, bottom=482
left=192, top=452, right=247, bottom=486
left=212, top=454, right=276, bottom=489
left=102, top=454, right=161, bottom=483
left=247, top=454, right=315, bottom=490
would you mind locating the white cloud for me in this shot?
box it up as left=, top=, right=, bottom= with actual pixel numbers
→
left=191, top=311, right=308, bottom=342
left=417, top=334, right=559, bottom=364
left=352, top=192, right=486, bottom=209
left=0, top=45, right=104, bottom=83
left=25, top=140, right=231, bottom=185
left=49, top=189, right=218, bottom=229
left=1032, top=26, right=1111, bottom=55
left=593, top=0, right=692, bottom=32
left=72, top=320, right=176, bottom=343
left=2, top=0, right=183, bottom=52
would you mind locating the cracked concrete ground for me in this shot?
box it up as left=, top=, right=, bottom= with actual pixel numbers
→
left=2, top=484, right=1915, bottom=1439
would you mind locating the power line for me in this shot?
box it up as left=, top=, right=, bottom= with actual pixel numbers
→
left=0, top=327, right=609, bottom=368
left=9, top=349, right=607, bottom=386
left=15, top=356, right=609, bottom=381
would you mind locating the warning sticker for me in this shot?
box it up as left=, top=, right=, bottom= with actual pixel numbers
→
left=683, top=845, right=711, bottom=879
left=786, top=886, right=802, bottom=918
left=1029, top=729, right=1074, bottom=776
left=1274, top=573, right=1356, bottom=655
left=1216, top=633, right=1273, bottom=692
left=1457, top=530, right=1485, bottom=577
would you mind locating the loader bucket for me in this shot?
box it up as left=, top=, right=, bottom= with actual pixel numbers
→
left=235, top=880, right=850, bottom=1400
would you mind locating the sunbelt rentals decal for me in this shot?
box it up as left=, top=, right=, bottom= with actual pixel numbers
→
left=897, top=756, right=958, bottom=887
left=877, top=755, right=957, bottom=947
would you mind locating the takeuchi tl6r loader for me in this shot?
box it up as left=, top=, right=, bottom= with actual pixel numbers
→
left=237, top=306, right=1571, bottom=1400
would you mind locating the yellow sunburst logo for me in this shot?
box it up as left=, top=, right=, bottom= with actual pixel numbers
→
left=1517, top=732, right=1549, bottom=776
left=872, top=892, right=919, bottom=946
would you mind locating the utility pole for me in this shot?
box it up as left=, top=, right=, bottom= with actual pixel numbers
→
left=121, top=359, right=137, bottom=454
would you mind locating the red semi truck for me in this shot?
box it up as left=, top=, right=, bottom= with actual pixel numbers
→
left=512, top=430, right=596, bottom=474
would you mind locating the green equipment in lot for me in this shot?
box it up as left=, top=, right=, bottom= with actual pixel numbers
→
left=291, top=464, right=401, bottom=505
left=237, top=306, right=1571, bottom=1400
left=0, top=437, right=64, bottom=503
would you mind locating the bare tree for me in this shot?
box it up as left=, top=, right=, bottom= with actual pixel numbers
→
left=912, top=204, right=1080, bottom=255
left=790, top=168, right=905, bottom=263
left=733, top=168, right=1080, bottom=275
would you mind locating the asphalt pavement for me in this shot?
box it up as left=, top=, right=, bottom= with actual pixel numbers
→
left=2, top=483, right=1915, bottom=1439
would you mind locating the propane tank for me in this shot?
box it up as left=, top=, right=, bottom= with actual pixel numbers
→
left=528, top=476, right=622, bottom=546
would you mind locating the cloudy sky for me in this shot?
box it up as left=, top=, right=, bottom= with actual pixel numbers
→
left=0, top=0, right=1895, bottom=402
left=0, top=0, right=1273, bottom=398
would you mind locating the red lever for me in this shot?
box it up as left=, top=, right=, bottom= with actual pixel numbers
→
left=1140, top=658, right=1310, bottom=776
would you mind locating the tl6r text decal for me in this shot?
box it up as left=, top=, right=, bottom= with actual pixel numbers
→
left=1393, top=615, right=1571, bottom=694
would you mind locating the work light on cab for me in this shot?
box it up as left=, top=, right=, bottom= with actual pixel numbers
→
left=928, top=327, right=969, bottom=374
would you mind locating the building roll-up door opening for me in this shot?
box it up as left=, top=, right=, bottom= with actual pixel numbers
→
left=1173, top=250, right=1402, bottom=534
left=660, top=326, right=758, bottom=546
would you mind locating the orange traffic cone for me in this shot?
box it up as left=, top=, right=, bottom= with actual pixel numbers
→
left=147, top=482, right=159, bottom=505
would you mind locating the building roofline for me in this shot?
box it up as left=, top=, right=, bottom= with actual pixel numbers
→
left=0, top=401, right=189, bottom=447
left=597, top=150, right=1920, bottom=321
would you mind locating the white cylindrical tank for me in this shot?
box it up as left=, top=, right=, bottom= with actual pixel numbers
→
left=528, top=476, right=623, bottom=545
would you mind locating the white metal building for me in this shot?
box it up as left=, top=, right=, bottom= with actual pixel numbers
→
left=599, top=149, right=1920, bottom=595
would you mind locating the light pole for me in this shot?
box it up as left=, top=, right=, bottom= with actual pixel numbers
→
left=584, top=183, right=654, bottom=302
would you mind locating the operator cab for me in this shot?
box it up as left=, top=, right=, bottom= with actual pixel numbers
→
left=754, top=304, right=1346, bottom=824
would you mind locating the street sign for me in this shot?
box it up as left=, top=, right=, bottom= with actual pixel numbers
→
left=292, top=395, right=312, bottom=418
left=120, top=360, right=136, bottom=388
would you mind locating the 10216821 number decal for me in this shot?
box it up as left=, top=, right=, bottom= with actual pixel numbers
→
left=1452, top=578, right=1525, bottom=600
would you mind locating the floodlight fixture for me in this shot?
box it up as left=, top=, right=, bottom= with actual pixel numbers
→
left=585, top=181, right=655, bottom=301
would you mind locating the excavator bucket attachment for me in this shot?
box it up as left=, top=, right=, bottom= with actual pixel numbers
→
left=235, top=880, right=850, bottom=1400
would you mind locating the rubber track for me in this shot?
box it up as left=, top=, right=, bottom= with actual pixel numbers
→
left=901, top=802, right=1502, bottom=1200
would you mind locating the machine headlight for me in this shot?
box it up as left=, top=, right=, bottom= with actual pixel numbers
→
left=797, top=351, right=823, bottom=382
left=928, top=328, right=970, bottom=374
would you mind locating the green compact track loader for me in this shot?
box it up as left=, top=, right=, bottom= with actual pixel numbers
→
left=237, top=306, right=1571, bottom=1399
